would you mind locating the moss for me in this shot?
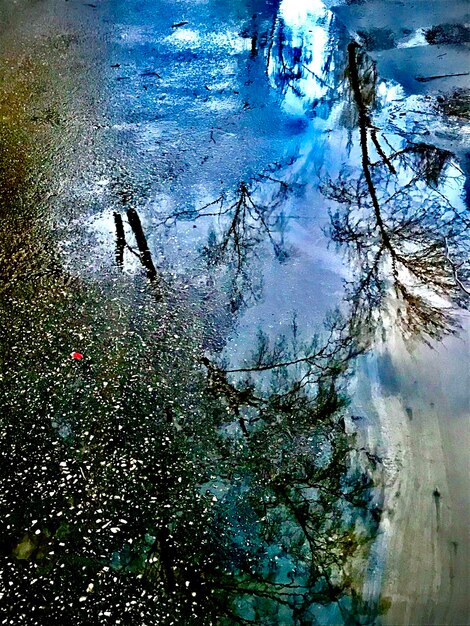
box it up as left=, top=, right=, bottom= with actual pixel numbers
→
left=378, top=595, right=392, bottom=615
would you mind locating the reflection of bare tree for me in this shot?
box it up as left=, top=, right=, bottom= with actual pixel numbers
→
left=238, top=2, right=282, bottom=58
left=206, top=308, right=377, bottom=624
left=224, top=309, right=363, bottom=390
left=201, top=180, right=289, bottom=262
left=268, top=17, right=312, bottom=98
left=200, top=311, right=376, bottom=624
left=267, top=10, right=346, bottom=112
left=321, top=43, right=469, bottom=344
left=159, top=171, right=294, bottom=311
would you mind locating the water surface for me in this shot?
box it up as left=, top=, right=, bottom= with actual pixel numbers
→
left=0, top=0, right=468, bottom=624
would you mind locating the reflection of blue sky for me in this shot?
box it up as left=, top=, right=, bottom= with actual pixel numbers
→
left=73, top=0, right=468, bottom=363
left=268, top=0, right=336, bottom=113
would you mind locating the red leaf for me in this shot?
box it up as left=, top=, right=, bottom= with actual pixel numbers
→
left=71, top=351, right=84, bottom=360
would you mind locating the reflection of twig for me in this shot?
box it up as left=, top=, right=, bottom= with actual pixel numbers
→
left=300, top=63, right=334, bottom=90
left=370, top=128, right=396, bottom=175
left=444, top=237, right=470, bottom=296
left=125, top=244, right=141, bottom=259
left=224, top=317, right=358, bottom=375
left=157, top=195, right=225, bottom=227
left=415, top=72, right=469, bottom=83
left=256, top=173, right=288, bottom=187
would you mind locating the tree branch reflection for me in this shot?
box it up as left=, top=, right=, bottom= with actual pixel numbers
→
left=321, top=43, right=469, bottom=344
left=159, top=170, right=296, bottom=312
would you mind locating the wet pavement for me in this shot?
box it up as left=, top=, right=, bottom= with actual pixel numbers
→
left=0, top=0, right=468, bottom=624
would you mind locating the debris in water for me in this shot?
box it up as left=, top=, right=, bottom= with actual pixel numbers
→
left=415, top=72, right=469, bottom=83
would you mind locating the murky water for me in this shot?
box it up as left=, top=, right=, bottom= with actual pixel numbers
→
left=0, top=0, right=468, bottom=624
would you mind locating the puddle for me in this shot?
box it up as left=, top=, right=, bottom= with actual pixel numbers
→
left=0, top=0, right=468, bottom=623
